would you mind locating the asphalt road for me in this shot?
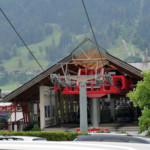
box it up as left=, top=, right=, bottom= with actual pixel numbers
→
left=43, top=121, right=147, bottom=136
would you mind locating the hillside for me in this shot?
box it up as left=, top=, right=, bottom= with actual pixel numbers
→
left=3, top=23, right=61, bottom=71
left=0, top=0, right=150, bottom=90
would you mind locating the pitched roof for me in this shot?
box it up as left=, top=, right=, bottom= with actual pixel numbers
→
left=2, top=38, right=143, bottom=102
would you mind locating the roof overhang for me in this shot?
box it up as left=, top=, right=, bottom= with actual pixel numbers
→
left=2, top=38, right=143, bottom=102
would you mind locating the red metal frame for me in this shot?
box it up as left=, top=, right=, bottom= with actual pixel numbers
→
left=0, top=104, right=17, bottom=113
left=53, top=68, right=132, bottom=98
left=0, top=100, right=20, bottom=125
left=0, top=99, right=40, bottom=125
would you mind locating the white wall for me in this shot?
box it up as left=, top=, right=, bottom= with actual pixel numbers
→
left=8, top=112, right=23, bottom=122
left=40, top=86, right=56, bottom=129
left=129, top=62, right=150, bottom=71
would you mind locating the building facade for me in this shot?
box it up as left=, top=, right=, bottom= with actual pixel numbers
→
left=2, top=39, right=143, bottom=131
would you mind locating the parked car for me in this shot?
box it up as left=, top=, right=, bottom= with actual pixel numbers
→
left=0, top=141, right=150, bottom=150
left=74, top=133, right=150, bottom=144
left=0, top=136, right=46, bottom=141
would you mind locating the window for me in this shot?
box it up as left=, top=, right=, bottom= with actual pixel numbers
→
left=45, top=106, right=50, bottom=118
left=48, top=106, right=50, bottom=117
left=52, top=105, right=55, bottom=117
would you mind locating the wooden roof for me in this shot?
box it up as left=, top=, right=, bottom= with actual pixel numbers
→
left=2, top=38, right=143, bottom=102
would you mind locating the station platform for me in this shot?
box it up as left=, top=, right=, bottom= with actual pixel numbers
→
left=43, top=121, right=146, bottom=136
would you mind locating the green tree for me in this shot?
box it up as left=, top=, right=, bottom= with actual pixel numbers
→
left=0, top=66, right=5, bottom=72
left=127, top=71, right=150, bottom=133
left=18, top=59, right=23, bottom=68
left=0, top=71, right=9, bottom=85
left=11, top=44, right=17, bottom=57
left=28, top=52, right=33, bottom=60
left=39, top=46, right=43, bottom=53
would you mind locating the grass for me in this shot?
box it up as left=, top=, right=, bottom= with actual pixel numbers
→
left=2, top=27, right=89, bottom=72
left=2, top=25, right=144, bottom=73
left=108, top=40, right=142, bottom=60
left=3, top=23, right=61, bottom=72
left=0, top=83, right=18, bottom=91
left=3, top=22, right=143, bottom=72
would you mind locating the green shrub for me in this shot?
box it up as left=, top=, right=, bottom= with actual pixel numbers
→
left=118, top=131, right=127, bottom=134
left=31, top=124, right=41, bottom=131
left=147, top=131, right=150, bottom=136
left=0, top=131, right=84, bottom=141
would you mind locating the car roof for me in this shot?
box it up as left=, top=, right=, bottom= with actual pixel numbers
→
left=0, top=135, right=23, bottom=141
left=75, top=134, right=150, bottom=144
left=0, top=135, right=46, bottom=141
left=0, top=141, right=150, bottom=150
left=10, top=136, right=46, bottom=141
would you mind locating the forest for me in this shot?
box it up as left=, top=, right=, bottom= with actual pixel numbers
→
left=0, top=0, right=150, bottom=88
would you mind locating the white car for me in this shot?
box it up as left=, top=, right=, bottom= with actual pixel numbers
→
left=0, top=141, right=150, bottom=150
left=0, top=136, right=46, bottom=141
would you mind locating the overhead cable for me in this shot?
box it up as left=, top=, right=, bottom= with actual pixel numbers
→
left=81, top=0, right=105, bottom=67
left=0, top=8, right=44, bottom=71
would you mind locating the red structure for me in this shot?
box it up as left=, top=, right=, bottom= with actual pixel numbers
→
left=53, top=68, right=132, bottom=98
left=0, top=101, right=18, bottom=124
left=0, top=100, right=39, bottom=129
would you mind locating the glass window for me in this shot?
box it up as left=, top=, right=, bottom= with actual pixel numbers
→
left=52, top=105, right=55, bottom=117
left=48, top=106, right=50, bottom=117
left=45, top=106, right=50, bottom=118
left=45, top=106, right=47, bottom=118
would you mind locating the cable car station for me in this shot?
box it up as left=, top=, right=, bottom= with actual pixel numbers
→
left=1, top=38, right=143, bottom=132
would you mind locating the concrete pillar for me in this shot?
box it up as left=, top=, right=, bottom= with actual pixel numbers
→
left=39, top=86, right=45, bottom=130
left=109, top=94, right=115, bottom=121
left=91, top=98, right=100, bottom=128
left=60, top=93, right=64, bottom=124
left=50, top=91, right=53, bottom=118
left=107, top=94, right=110, bottom=102
left=79, top=82, right=88, bottom=132
left=14, top=125, right=17, bottom=131
left=55, top=91, right=59, bottom=124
